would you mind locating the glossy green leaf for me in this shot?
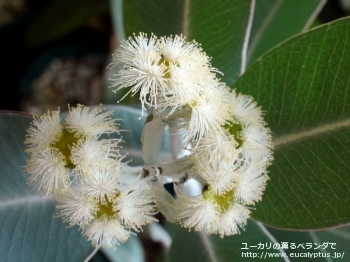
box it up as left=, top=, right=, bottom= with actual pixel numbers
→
left=113, top=0, right=252, bottom=86
left=0, top=112, right=93, bottom=262
left=25, top=0, right=109, bottom=46
left=166, top=220, right=285, bottom=262
left=248, top=0, right=325, bottom=64
left=233, top=17, right=350, bottom=229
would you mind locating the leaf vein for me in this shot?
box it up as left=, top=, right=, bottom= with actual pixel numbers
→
left=274, top=118, right=350, bottom=147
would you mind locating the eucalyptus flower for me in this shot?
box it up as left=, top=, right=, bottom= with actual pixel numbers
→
left=84, top=217, right=132, bottom=249
left=55, top=171, right=157, bottom=248
left=23, top=32, right=274, bottom=251
left=175, top=158, right=269, bottom=237
left=175, top=185, right=251, bottom=237
left=109, top=33, right=219, bottom=112
left=24, top=105, right=121, bottom=195
left=109, top=33, right=274, bottom=238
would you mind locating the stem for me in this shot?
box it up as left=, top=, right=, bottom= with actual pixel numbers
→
left=256, top=222, right=290, bottom=262
left=142, top=155, right=193, bottom=182
left=182, top=0, right=190, bottom=37
left=111, top=0, right=125, bottom=42
left=170, top=133, right=185, bottom=159
left=170, top=130, right=192, bottom=159
left=159, top=156, right=193, bottom=176
left=240, top=0, right=256, bottom=75
left=141, top=109, right=167, bottom=165
left=83, top=243, right=101, bottom=262
left=302, top=0, right=328, bottom=32
left=164, top=105, right=193, bottom=152
left=150, top=180, right=178, bottom=223
left=199, top=231, right=218, bottom=262
left=246, top=0, right=281, bottom=63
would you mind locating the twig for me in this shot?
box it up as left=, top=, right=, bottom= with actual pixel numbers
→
left=240, top=0, right=256, bottom=75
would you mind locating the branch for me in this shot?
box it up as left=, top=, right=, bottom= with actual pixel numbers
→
left=240, top=0, right=256, bottom=75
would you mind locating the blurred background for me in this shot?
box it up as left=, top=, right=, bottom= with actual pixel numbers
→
left=0, top=0, right=113, bottom=114
left=0, top=0, right=349, bottom=114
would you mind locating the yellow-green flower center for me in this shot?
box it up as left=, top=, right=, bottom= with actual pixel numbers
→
left=223, top=121, right=243, bottom=148
left=158, top=58, right=171, bottom=79
left=95, top=193, right=119, bottom=219
left=51, top=129, right=79, bottom=168
left=189, top=100, right=197, bottom=108
left=202, top=185, right=235, bottom=213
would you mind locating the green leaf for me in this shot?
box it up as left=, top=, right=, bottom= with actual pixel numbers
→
left=265, top=225, right=350, bottom=261
left=232, top=17, right=350, bottom=229
left=248, top=0, right=325, bottom=64
left=25, top=0, right=109, bottom=46
left=313, top=225, right=350, bottom=261
left=101, top=235, right=145, bottom=262
left=113, top=0, right=252, bottom=86
left=166, top=220, right=285, bottom=262
left=0, top=112, right=93, bottom=261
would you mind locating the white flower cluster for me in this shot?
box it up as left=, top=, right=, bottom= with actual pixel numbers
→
left=24, top=33, right=273, bottom=251
left=110, top=33, right=273, bottom=237
left=24, top=105, right=157, bottom=248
